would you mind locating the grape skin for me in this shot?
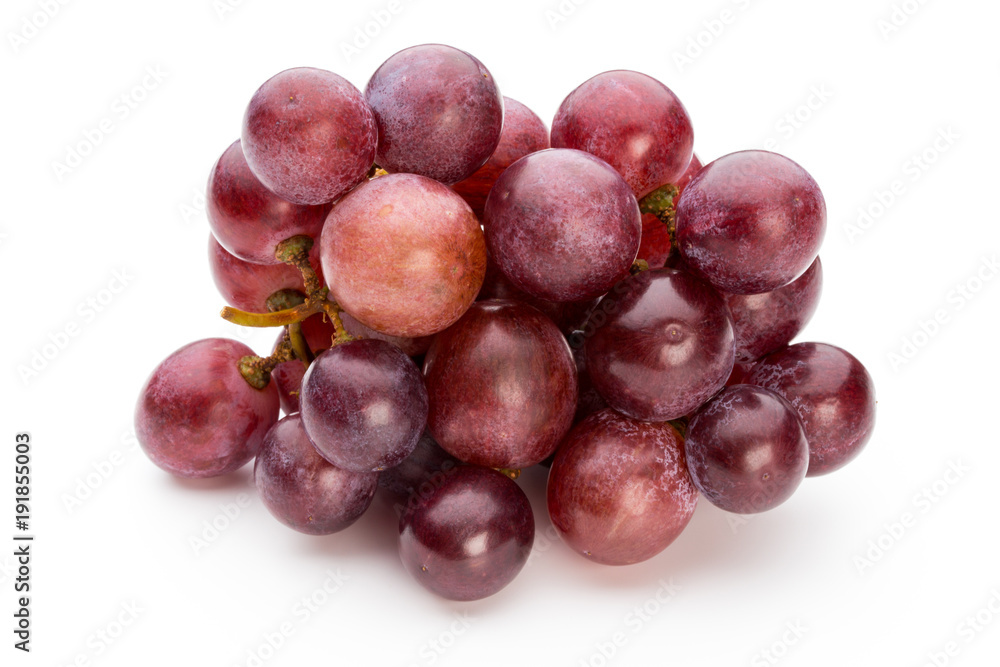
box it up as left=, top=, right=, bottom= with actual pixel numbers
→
left=398, top=465, right=534, bottom=601
left=547, top=409, right=697, bottom=565
left=748, top=342, right=876, bottom=477
left=676, top=150, right=826, bottom=295
left=365, top=44, right=503, bottom=185
left=320, top=173, right=487, bottom=338
left=483, top=148, right=641, bottom=303
left=300, top=339, right=428, bottom=473
left=685, top=385, right=809, bottom=514
left=242, top=67, right=377, bottom=205
left=207, top=139, right=331, bottom=265
left=207, top=233, right=322, bottom=313
left=135, top=338, right=279, bottom=478
left=255, top=414, right=379, bottom=535
left=423, top=300, right=578, bottom=469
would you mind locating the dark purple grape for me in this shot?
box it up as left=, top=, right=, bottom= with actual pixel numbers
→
left=452, top=96, right=549, bottom=218
left=584, top=268, right=735, bottom=422
left=676, top=150, right=826, bottom=294
left=685, top=385, right=809, bottom=513
left=365, top=44, right=503, bottom=185
left=300, top=339, right=428, bottom=472
left=206, top=139, right=331, bottom=265
left=135, top=338, right=279, bottom=478
left=255, top=414, right=378, bottom=534
left=483, top=148, right=641, bottom=302
left=725, top=257, right=823, bottom=362
left=377, top=431, right=460, bottom=518
left=242, top=67, right=377, bottom=205
left=208, top=234, right=323, bottom=313
left=423, top=300, right=577, bottom=469
left=725, top=360, right=758, bottom=388
left=339, top=311, right=433, bottom=357
left=399, top=465, right=533, bottom=601
left=478, top=256, right=598, bottom=335
left=551, top=70, right=694, bottom=198
left=748, top=343, right=876, bottom=477
left=547, top=409, right=697, bottom=565
left=319, top=173, right=486, bottom=338
left=270, top=315, right=337, bottom=415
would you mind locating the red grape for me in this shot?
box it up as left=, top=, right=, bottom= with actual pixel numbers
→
left=207, top=233, right=322, bottom=313
left=451, top=96, right=550, bottom=217
left=206, top=139, right=331, bottom=265
left=365, top=44, right=503, bottom=185
left=270, top=315, right=337, bottom=414
left=255, top=414, right=378, bottom=534
left=748, top=343, right=876, bottom=476
left=320, top=173, right=487, bottom=337
left=300, top=339, right=428, bottom=472
left=675, top=153, right=703, bottom=194
left=725, top=256, right=823, bottom=362
left=135, top=338, right=279, bottom=478
left=377, top=431, right=459, bottom=518
left=242, top=67, right=376, bottom=205
left=547, top=409, right=697, bottom=565
left=398, top=465, right=533, bottom=601
left=339, top=311, right=433, bottom=357
left=483, top=148, right=641, bottom=302
left=676, top=150, right=826, bottom=294
left=551, top=70, right=694, bottom=198
left=584, top=268, right=735, bottom=422
left=685, top=385, right=809, bottom=513
left=423, top=300, right=577, bottom=469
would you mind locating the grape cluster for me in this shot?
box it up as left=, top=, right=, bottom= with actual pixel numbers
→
left=135, top=43, right=877, bottom=601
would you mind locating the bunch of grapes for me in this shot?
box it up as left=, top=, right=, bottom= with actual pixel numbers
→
left=135, top=44, right=876, bottom=601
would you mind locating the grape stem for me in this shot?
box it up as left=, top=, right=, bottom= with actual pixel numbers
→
left=227, top=234, right=360, bottom=390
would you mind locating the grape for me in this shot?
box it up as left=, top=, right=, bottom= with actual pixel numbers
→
left=255, top=414, right=379, bottom=534
left=339, top=311, right=433, bottom=357
left=300, top=339, right=428, bottom=472
left=676, top=150, right=826, bottom=294
left=135, top=338, right=279, bottom=478
left=478, top=256, right=598, bottom=335
left=208, top=234, right=322, bottom=313
left=398, top=465, right=533, bottom=601
left=365, top=44, right=503, bottom=185
left=423, top=300, right=577, bottom=469
left=451, top=96, right=550, bottom=217
left=206, top=139, right=331, bottom=265
left=569, top=337, right=608, bottom=425
left=551, top=70, right=694, bottom=198
left=320, top=173, right=486, bottom=338
left=675, top=153, right=703, bottom=195
left=270, top=315, right=337, bottom=414
left=748, top=343, right=876, bottom=477
left=724, top=360, right=758, bottom=387
left=584, top=268, right=735, bottom=422
left=547, top=409, right=697, bottom=565
left=242, top=67, right=377, bottom=205
left=377, top=431, right=459, bottom=517
left=685, top=385, right=809, bottom=514
left=725, top=257, right=823, bottom=362
left=637, top=213, right=675, bottom=268
left=483, top=148, right=641, bottom=302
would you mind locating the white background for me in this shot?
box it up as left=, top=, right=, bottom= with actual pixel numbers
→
left=3, top=0, right=999, bottom=665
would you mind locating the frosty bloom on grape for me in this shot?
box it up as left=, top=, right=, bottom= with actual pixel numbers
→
left=853, top=460, right=970, bottom=575
left=232, top=569, right=351, bottom=667
left=887, top=255, right=997, bottom=372
left=750, top=620, right=808, bottom=667
left=16, top=268, right=135, bottom=385
left=50, top=65, right=169, bottom=182
left=6, top=0, right=73, bottom=54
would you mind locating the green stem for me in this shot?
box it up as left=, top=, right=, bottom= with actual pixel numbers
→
left=287, top=321, right=314, bottom=365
